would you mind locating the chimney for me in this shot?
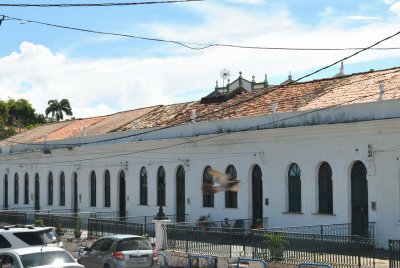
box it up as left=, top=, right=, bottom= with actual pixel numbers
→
left=378, top=83, right=385, bottom=101
left=271, top=101, right=277, bottom=114
left=131, top=121, right=139, bottom=130
left=82, top=127, right=88, bottom=136
left=191, top=109, right=197, bottom=123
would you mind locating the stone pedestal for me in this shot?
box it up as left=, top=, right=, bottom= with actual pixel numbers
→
left=152, top=219, right=171, bottom=252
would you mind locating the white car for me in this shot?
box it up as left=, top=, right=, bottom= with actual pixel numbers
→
left=0, top=225, right=63, bottom=252
left=0, top=246, right=84, bottom=268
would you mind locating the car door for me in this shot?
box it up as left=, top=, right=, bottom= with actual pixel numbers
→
left=0, top=253, right=20, bottom=268
left=80, top=238, right=105, bottom=268
left=81, top=238, right=115, bottom=268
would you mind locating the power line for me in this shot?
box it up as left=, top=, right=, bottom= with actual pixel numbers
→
left=2, top=16, right=400, bottom=152
left=0, top=0, right=202, bottom=7
left=5, top=68, right=400, bottom=150
left=6, top=67, right=400, bottom=149
left=4, top=74, right=400, bottom=166
left=3, top=14, right=400, bottom=51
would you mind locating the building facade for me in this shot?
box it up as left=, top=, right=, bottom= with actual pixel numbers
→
left=1, top=67, right=400, bottom=248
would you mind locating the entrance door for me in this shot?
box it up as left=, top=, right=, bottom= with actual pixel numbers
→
left=34, top=174, right=40, bottom=211
left=176, top=166, right=185, bottom=222
left=252, top=165, right=263, bottom=227
left=351, top=161, right=369, bottom=237
left=4, top=175, right=8, bottom=210
left=119, top=171, right=126, bottom=219
left=73, top=173, right=78, bottom=213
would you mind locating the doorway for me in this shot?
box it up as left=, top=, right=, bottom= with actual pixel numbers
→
left=34, top=174, right=40, bottom=211
left=176, top=166, right=185, bottom=222
left=252, top=165, right=263, bottom=227
left=119, top=171, right=126, bottom=219
left=351, top=161, right=369, bottom=237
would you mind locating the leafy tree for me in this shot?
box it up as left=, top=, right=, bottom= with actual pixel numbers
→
left=0, top=98, right=45, bottom=139
left=7, top=98, right=37, bottom=127
left=0, top=100, right=9, bottom=126
left=45, top=99, right=73, bottom=121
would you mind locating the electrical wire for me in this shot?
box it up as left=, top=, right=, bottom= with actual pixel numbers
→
left=3, top=81, right=400, bottom=166
left=2, top=15, right=400, bottom=160
left=0, top=0, right=202, bottom=7
left=2, top=15, right=400, bottom=51
left=5, top=67, right=400, bottom=152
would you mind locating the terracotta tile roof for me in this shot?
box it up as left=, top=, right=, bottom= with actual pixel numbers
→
left=0, top=121, right=70, bottom=146
left=3, top=66, right=400, bottom=145
left=45, top=116, right=106, bottom=141
left=87, top=106, right=161, bottom=134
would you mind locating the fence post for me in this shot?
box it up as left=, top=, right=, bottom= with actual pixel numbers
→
left=152, top=219, right=171, bottom=252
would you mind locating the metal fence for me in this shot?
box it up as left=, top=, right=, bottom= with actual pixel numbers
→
left=163, top=225, right=376, bottom=268
left=390, top=240, right=400, bottom=268
left=176, top=217, right=268, bottom=230
left=269, top=222, right=375, bottom=240
left=0, top=210, right=183, bottom=239
left=87, top=214, right=187, bottom=238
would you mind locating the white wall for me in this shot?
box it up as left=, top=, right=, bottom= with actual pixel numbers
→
left=1, top=103, right=400, bottom=248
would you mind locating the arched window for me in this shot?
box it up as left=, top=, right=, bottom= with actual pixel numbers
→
left=104, top=170, right=111, bottom=207
left=14, top=173, right=19, bottom=204
left=90, top=171, right=97, bottom=207
left=318, top=162, right=333, bottom=214
left=59, top=172, right=65, bottom=206
left=24, top=173, right=29, bottom=205
left=202, top=166, right=214, bottom=208
left=225, top=165, right=238, bottom=208
left=48, top=172, right=53, bottom=206
left=140, top=167, right=148, bottom=205
left=157, top=166, right=166, bottom=206
left=288, top=163, right=301, bottom=212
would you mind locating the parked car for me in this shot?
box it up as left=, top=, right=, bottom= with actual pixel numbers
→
left=0, top=225, right=63, bottom=252
left=0, top=246, right=84, bottom=268
left=78, top=234, right=158, bottom=268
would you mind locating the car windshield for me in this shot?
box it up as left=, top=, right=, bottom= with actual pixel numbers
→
left=116, top=238, right=151, bottom=251
left=19, top=250, right=75, bottom=267
left=38, top=229, right=58, bottom=244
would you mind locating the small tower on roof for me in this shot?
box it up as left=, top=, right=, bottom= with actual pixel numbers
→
left=333, top=61, right=345, bottom=78
left=281, top=71, right=294, bottom=85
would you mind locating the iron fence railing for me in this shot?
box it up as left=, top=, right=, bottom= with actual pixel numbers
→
left=269, top=222, right=375, bottom=240
left=177, top=217, right=268, bottom=230
left=86, top=214, right=187, bottom=238
left=163, top=225, right=375, bottom=268
left=390, top=240, right=400, bottom=268
left=87, top=218, right=144, bottom=238
left=0, top=211, right=30, bottom=226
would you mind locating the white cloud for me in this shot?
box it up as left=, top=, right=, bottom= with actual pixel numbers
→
left=2, top=3, right=400, bottom=119
left=345, top=15, right=380, bottom=21
left=225, top=0, right=264, bottom=4
left=384, top=0, right=397, bottom=4
left=389, top=1, right=400, bottom=14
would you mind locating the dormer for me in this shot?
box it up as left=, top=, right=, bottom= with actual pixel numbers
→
left=201, top=71, right=268, bottom=104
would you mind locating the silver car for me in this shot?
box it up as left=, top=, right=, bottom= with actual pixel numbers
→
left=0, top=246, right=84, bottom=268
left=78, top=234, right=158, bottom=268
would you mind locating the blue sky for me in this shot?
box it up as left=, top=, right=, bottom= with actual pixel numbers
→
left=1, top=0, right=400, bottom=118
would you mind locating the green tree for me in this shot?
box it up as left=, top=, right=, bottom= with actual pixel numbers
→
left=7, top=98, right=37, bottom=127
left=0, top=98, right=45, bottom=139
left=0, top=100, right=9, bottom=126
left=45, top=99, right=73, bottom=121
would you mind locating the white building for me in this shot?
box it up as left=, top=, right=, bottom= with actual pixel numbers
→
left=1, top=67, right=400, bottom=248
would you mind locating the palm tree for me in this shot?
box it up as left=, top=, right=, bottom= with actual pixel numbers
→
left=45, top=99, right=73, bottom=121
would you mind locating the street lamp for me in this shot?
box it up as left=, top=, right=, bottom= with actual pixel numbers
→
left=154, top=180, right=166, bottom=220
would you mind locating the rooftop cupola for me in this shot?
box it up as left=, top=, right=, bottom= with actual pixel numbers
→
left=333, top=61, right=345, bottom=77
left=281, top=71, right=294, bottom=85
